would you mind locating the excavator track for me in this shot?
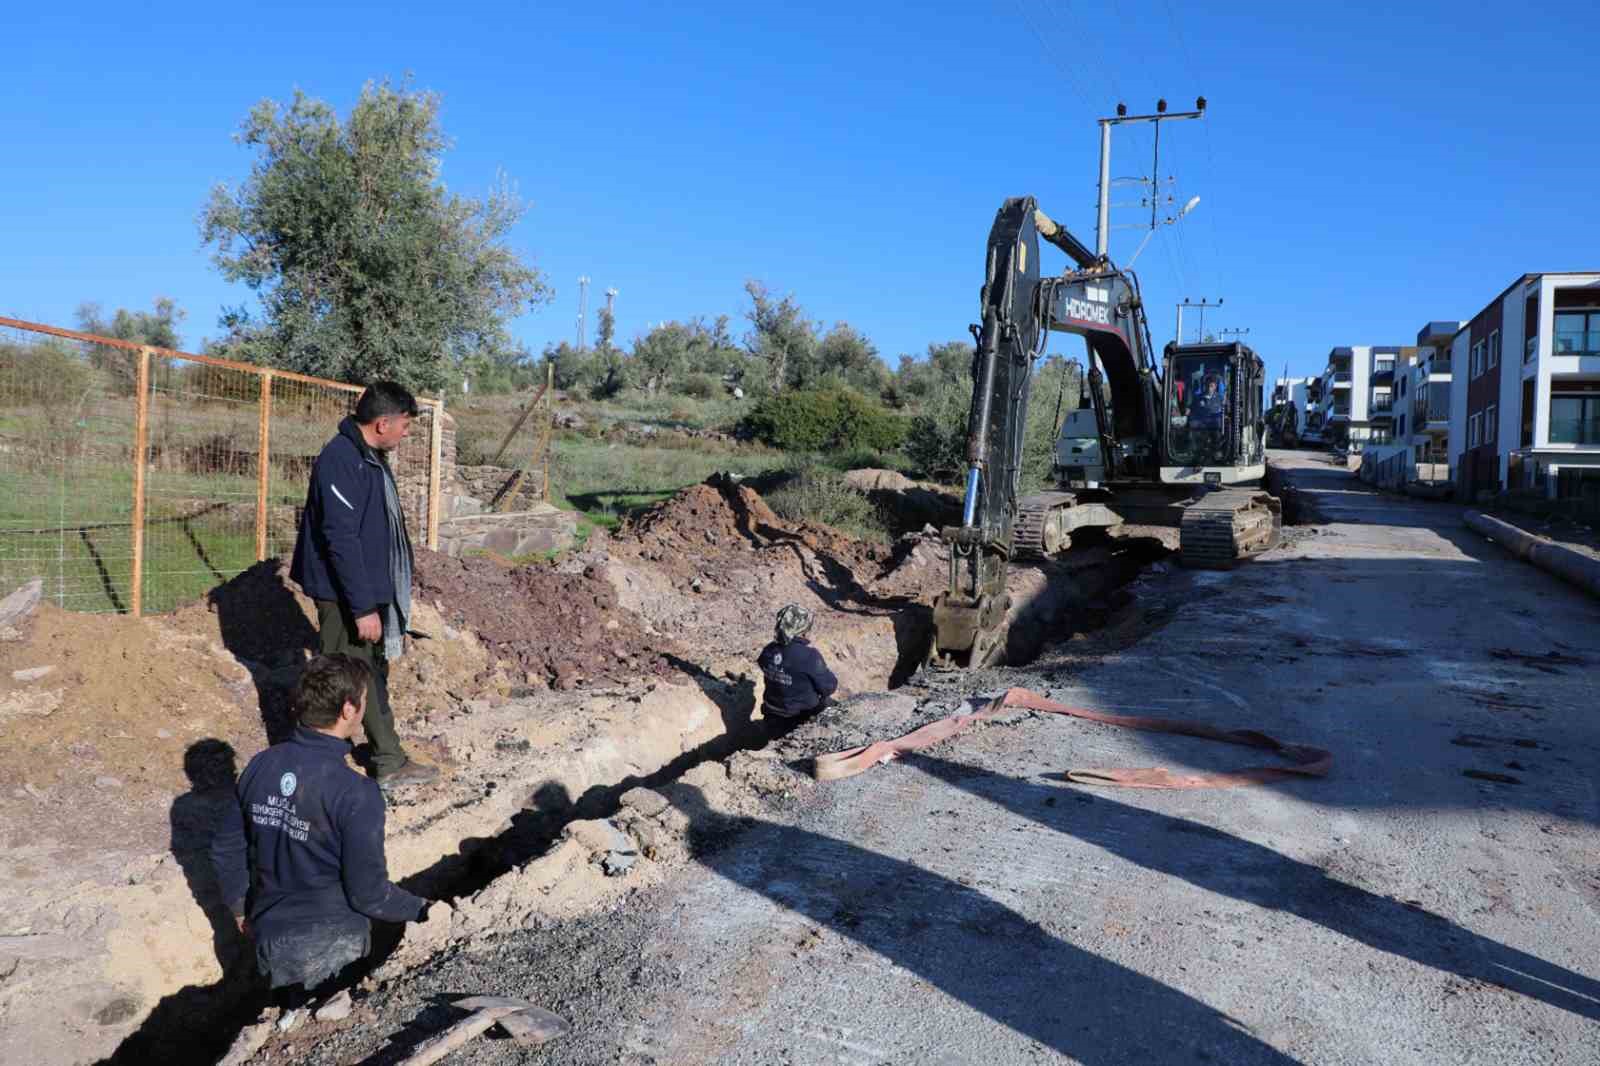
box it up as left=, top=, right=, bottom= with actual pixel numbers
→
left=1178, top=489, right=1282, bottom=569
left=1014, top=491, right=1123, bottom=559
left=1014, top=492, right=1077, bottom=558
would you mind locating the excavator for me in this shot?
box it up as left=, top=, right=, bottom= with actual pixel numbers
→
left=929, top=196, right=1279, bottom=668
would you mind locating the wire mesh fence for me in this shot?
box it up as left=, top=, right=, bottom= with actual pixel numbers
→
left=0, top=316, right=441, bottom=615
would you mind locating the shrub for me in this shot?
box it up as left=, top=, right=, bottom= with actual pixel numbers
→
left=681, top=373, right=719, bottom=400
left=766, top=465, right=890, bottom=542
left=740, top=386, right=908, bottom=455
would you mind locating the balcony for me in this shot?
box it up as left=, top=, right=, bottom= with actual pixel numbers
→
left=1327, top=408, right=1351, bottom=423
left=1525, top=335, right=1538, bottom=363
left=1553, top=330, right=1600, bottom=357
left=1427, top=359, right=1451, bottom=376
left=1330, top=373, right=1352, bottom=388
left=1371, top=361, right=1395, bottom=383
left=1549, top=418, right=1600, bottom=445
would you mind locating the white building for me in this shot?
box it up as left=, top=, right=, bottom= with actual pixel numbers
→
left=1448, top=272, right=1600, bottom=501
left=1272, top=376, right=1315, bottom=437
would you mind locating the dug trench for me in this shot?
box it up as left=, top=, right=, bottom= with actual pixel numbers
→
left=29, top=476, right=1167, bottom=1066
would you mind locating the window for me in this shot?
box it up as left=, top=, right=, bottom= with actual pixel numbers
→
left=1554, top=310, right=1600, bottom=355
left=1469, top=412, right=1481, bottom=446
left=1526, top=334, right=1538, bottom=363
left=1398, top=413, right=1406, bottom=437
left=1470, top=341, right=1484, bottom=379
left=1550, top=394, right=1600, bottom=444
left=1488, top=330, right=1500, bottom=369
left=1486, top=404, right=1497, bottom=445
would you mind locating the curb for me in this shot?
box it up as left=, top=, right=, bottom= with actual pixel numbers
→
left=1463, top=510, right=1600, bottom=599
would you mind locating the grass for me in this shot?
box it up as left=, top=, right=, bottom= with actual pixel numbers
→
left=547, top=436, right=791, bottom=529
left=1, top=463, right=305, bottom=615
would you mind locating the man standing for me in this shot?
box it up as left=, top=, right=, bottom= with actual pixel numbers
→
left=755, top=604, right=838, bottom=739
left=291, top=381, right=437, bottom=790
left=211, top=655, right=435, bottom=1002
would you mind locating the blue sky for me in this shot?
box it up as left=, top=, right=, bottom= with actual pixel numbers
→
left=3, top=1, right=1596, bottom=384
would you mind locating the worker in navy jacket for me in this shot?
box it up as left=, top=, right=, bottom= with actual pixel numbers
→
left=756, top=603, right=838, bottom=738
left=290, top=381, right=436, bottom=790
left=212, top=654, right=433, bottom=998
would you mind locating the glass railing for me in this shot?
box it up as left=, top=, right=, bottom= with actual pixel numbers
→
left=1331, top=372, right=1352, bottom=384
left=1553, top=331, right=1600, bottom=356
left=1525, top=336, right=1537, bottom=363
left=1549, top=418, right=1600, bottom=444
left=1373, top=362, right=1395, bottom=376
left=1371, top=401, right=1394, bottom=412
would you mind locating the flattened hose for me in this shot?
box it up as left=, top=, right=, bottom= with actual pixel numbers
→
left=811, top=687, right=1331, bottom=789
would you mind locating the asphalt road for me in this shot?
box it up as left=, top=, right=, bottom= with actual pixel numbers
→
left=329, top=451, right=1600, bottom=1065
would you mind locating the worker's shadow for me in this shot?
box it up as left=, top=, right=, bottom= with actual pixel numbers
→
left=204, top=561, right=320, bottom=743
left=658, top=782, right=1300, bottom=1064
left=900, top=752, right=1600, bottom=1024
left=168, top=740, right=253, bottom=976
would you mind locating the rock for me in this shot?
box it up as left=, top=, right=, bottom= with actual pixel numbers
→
left=0, top=688, right=62, bottom=721
left=11, top=666, right=55, bottom=683
left=276, top=1006, right=306, bottom=1032
left=0, top=579, right=42, bottom=628
left=843, top=468, right=914, bottom=493
left=94, top=776, right=124, bottom=790
left=313, top=989, right=352, bottom=1023
left=410, top=901, right=454, bottom=952
left=602, top=849, right=639, bottom=877
left=619, top=786, right=669, bottom=819
left=218, top=1018, right=275, bottom=1066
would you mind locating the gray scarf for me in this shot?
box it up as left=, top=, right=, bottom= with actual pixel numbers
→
left=378, top=458, right=412, bottom=662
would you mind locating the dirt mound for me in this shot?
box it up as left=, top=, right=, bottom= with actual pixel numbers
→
left=620, top=475, right=883, bottom=579
left=413, top=550, right=672, bottom=690
left=0, top=600, right=260, bottom=850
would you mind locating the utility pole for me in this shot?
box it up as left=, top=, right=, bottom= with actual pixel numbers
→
left=605, top=287, right=617, bottom=316
left=1176, top=297, right=1223, bottom=345
left=1096, top=96, right=1207, bottom=258
left=1217, top=327, right=1251, bottom=343
left=576, top=275, right=591, bottom=350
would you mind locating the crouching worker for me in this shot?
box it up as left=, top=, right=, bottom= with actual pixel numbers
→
left=756, top=604, right=838, bottom=740
left=211, top=654, right=435, bottom=1007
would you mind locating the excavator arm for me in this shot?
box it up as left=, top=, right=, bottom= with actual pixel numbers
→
left=929, top=197, right=1160, bottom=668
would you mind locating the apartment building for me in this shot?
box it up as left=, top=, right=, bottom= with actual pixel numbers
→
left=1449, top=272, right=1600, bottom=500
left=1317, top=344, right=1421, bottom=451
left=1408, top=323, right=1457, bottom=478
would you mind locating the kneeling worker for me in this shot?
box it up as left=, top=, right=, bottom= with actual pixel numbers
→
left=756, top=604, right=837, bottom=738
left=212, top=654, right=435, bottom=1004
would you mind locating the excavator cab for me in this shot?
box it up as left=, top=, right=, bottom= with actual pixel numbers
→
left=1159, top=342, right=1266, bottom=482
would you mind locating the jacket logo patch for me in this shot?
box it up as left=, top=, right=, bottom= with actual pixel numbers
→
left=280, top=771, right=298, bottom=797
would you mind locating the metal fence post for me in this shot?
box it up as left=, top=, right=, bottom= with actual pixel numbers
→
left=256, top=372, right=274, bottom=561
left=130, top=346, right=152, bottom=617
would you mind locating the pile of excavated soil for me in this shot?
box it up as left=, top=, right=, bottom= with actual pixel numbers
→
left=413, top=550, right=673, bottom=690
left=606, top=478, right=942, bottom=690
left=0, top=601, right=261, bottom=851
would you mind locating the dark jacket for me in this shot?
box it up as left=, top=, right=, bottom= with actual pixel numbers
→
left=757, top=638, right=837, bottom=717
left=290, top=417, right=408, bottom=616
left=210, top=726, right=427, bottom=942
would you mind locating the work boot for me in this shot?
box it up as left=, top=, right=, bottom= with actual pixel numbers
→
left=377, top=760, right=440, bottom=793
